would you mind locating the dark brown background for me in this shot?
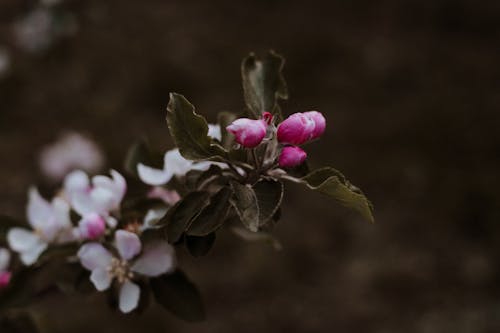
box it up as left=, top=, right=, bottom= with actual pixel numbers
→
left=1, top=0, right=500, bottom=332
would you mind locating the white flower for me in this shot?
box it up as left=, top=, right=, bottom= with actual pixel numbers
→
left=147, top=187, right=180, bottom=206
left=7, top=188, right=73, bottom=265
left=77, top=230, right=175, bottom=313
left=64, top=170, right=126, bottom=227
left=137, top=148, right=226, bottom=186
left=39, top=132, right=105, bottom=182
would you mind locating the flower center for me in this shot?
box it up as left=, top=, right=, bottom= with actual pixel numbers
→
left=108, top=258, right=134, bottom=284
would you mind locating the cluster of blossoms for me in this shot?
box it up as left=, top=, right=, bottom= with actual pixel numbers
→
left=0, top=52, right=373, bottom=322
left=227, top=111, right=326, bottom=168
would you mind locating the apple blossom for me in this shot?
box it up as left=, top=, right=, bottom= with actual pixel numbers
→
left=278, top=146, right=307, bottom=168
left=7, top=188, right=73, bottom=265
left=147, top=187, right=181, bottom=206
left=77, top=230, right=176, bottom=313
left=76, top=213, right=106, bottom=240
left=137, top=148, right=226, bottom=186
left=226, top=118, right=267, bottom=148
left=277, top=112, right=315, bottom=145
left=39, top=131, right=105, bottom=182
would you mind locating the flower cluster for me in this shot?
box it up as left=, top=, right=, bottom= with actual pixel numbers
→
left=0, top=51, right=373, bottom=322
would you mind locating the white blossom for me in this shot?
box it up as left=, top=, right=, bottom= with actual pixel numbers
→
left=7, top=188, right=73, bottom=265
left=77, top=230, right=175, bottom=313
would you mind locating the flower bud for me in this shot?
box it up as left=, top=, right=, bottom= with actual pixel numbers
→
left=78, top=213, right=106, bottom=240
left=0, top=271, right=11, bottom=289
left=303, top=111, right=326, bottom=140
left=226, top=118, right=267, bottom=148
left=278, top=146, right=307, bottom=168
left=277, top=113, right=315, bottom=145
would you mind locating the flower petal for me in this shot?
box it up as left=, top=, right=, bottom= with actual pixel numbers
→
left=90, top=268, right=112, bottom=291
left=142, top=208, right=168, bottom=230
left=20, top=242, right=48, bottom=266
left=165, top=149, right=193, bottom=177
left=7, top=228, right=41, bottom=252
left=137, top=163, right=173, bottom=186
left=26, top=187, right=53, bottom=229
left=208, top=124, right=222, bottom=140
left=64, top=170, right=90, bottom=195
left=131, top=241, right=175, bottom=277
left=119, top=280, right=140, bottom=313
left=115, top=230, right=141, bottom=260
left=52, top=197, right=71, bottom=228
left=89, top=187, right=115, bottom=213
left=71, top=191, right=97, bottom=216
left=77, top=243, right=113, bottom=271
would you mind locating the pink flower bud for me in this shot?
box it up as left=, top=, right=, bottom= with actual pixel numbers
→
left=303, top=111, right=326, bottom=140
left=0, top=271, right=11, bottom=289
left=277, top=112, right=315, bottom=145
left=226, top=118, right=267, bottom=148
left=79, top=213, right=106, bottom=240
left=278, top=146, right=307, bottom=168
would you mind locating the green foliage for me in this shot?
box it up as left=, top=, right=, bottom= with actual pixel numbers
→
left=253, top=179, right=284, bottom=226
left=150, top=270, right=205, bottom=322
left=160, top=191, right=211, bottom=243
left=187, top=187, right=233, bottom=236
left=230, top=181, right=260, bottom=232
left=185, top=233, right=216, bottom=257
left=241, top=50, right=288, bottom=119
left=300, top=167, right=374, bottom=223
left=166, top=93, right=226, bottom=160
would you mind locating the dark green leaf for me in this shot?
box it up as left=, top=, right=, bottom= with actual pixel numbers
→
left=230, top=181, right=259, bottom=232
left=241, top=50, right=288, bottom=119
left=166, top=93, right=226, bottom=160
left=187, top=187, right=233, bottom=236
left=124, top=140, right=152, bottom=177
left=150, top=270, right=205, bottom=322
left=301, top=167, right=374, bottom=223
left=253, top=179, right=284, bottom=226
left=160, top=191, right=211, bottom=243
left=185, top=233, right=216, bottom=257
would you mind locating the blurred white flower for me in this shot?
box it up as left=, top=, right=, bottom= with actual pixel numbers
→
left=0, top=247, right=12, bottom=289
left=64, top=170, right=126, bottom=230
left=39, top=132, right=105, bottom=182
left=78, top=230, right=175, bottom=313
left=7, top=188, right=73, bottom=265
left=13, top=8, right=53, bottom=53
left=147, top=187, right=181, bottom=206
left=137, top=148, right=227, bottom=186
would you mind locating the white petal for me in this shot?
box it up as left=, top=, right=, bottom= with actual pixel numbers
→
left=131, top=241, right=175, bottom=277
left=165, top=149, right=193, bottom=177
left=110, top=170, right=127, bottom=201
left=142, top=208, right=167, bottom=230
left=77, top=243, right=113, bottom=271
left=7, top=228, right=41, bottom=252
left=119, top=280, right=140, bottom=313
left=90, top=268, right=112, bottom=291
left=26, top=187, right=53, bottom=229
left=52, top=197, right=71, bottom=228
left=137, top=163, right=173, bottom=186
left=20, top=242, right=48, bottom=265
left=115, top=230, right=141, bottom=260
left=64, top=170, right=90, bottom=195
left=89, top=187, right=115, bottom=213
left=105, top=215, right=118, bottom=228
left=208, top=124, right=222, bottom=140
left=0, top=248, right=10, bottom=271
left=71, top=191, right=97, bottom=216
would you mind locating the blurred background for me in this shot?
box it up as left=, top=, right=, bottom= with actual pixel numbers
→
left=1, top=0, right=500, bottom=332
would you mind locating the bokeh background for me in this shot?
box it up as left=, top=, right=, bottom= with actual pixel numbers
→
left=1, top=0, right=500, bottom=332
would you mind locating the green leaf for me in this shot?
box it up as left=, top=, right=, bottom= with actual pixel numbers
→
left=150, top=270, right=205, bottom=322
left=241, top=50, right=288, bottom=119
left=253, top=179, right=284, bottom=226
left=217, top=111, right=237, bottom=149
left=230, top=181, right=259, bottom=232
left=185, top=233, right=216, bottom=257
left=160, top=191, right=211, bottom=243
left=166, top=93, right=226, bottom=160
left=301, top=167, right=374, bottom=223
left=187, top=187, right=233, bottom=236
